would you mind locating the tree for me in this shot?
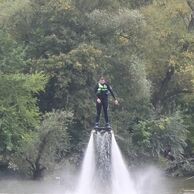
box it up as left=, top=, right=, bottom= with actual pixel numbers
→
left=0, top=29, right=47, bottom=167
left=0, top=30, right=25, bottom=72
left=142, top=0, right=194, bottom=111
left=13, top=110, right=73, bottom=179
left=132, top=112, right=187, bottom=161
left=0, top=73, right=47, bottom=160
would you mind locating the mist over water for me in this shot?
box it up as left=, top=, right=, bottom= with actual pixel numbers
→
left=134, top=166, right=166, bottom=194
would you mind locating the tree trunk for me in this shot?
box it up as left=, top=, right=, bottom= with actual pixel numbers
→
left=26, top=130, right=53, bottom=180
left=152, top=65, right=175, bottom=108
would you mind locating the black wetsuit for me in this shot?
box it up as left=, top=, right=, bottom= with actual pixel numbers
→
left=95, top=82, right=116, bottom=124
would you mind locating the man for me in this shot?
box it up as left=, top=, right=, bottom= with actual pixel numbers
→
left=94, top=76, right=118, bottom=128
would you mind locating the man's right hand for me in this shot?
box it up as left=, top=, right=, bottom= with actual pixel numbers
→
left=97, top=98, right=101, bottom=103
left=114, top=99, right=119, bottom=105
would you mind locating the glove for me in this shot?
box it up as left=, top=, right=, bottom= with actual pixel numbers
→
left=97, top=98, right=101, bottom=103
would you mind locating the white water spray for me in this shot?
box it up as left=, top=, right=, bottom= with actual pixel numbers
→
left=111, top=133, right=137, bottom=194
left=74, top=130, right=164, bottom=194
left=94, top=131, right=112, bottom=193
left=75, top=131, right=95, bottom=194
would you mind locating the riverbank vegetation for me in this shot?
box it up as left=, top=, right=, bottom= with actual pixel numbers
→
left=0, top=0, right=194, bottom=179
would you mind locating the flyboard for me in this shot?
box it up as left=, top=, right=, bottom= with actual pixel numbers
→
left=94, top=126, right=112, bottom=133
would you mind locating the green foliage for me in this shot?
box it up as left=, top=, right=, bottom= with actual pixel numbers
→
left=0, top=24, right=48, bottom=160
left=132, top=112, right=187, bottom=160
left=14, top=110, right=73, bottom=179
left=74, top=0, right=120, bottom=11
left=142, top=1, right=194, bottom=109
left=139, top=1, right=194, bottom=170
left=0, top=72, right=47, bottom=155
left=34, top=44, right=103, bottom=125
left=0, top=30, right=25, bottom=72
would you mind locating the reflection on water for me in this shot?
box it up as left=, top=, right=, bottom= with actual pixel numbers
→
left=0, top=179, right=73, bottom=194
left=167, top=177, right=194, bottom=194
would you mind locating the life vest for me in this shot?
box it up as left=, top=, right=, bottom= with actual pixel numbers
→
left=97, top=83, right=108, bottom=93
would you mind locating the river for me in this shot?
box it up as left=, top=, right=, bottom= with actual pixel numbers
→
left=0, top=176, right=193, bottom=194
left=167, top=177, right=194, bottom=194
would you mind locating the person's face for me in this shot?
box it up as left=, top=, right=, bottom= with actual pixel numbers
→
left=99, top=77, right=105, bottom=84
